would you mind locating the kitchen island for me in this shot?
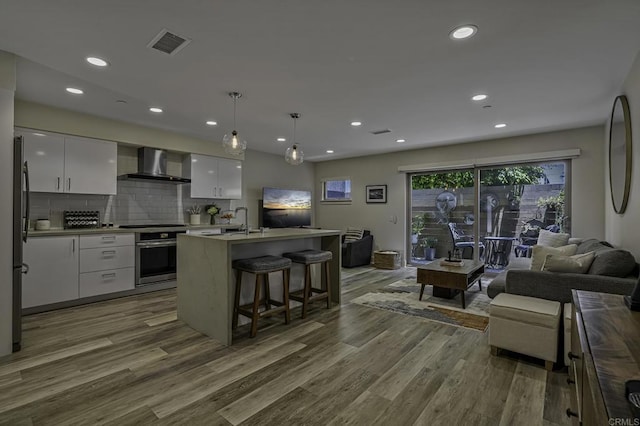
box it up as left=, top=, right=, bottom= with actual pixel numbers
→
left=177, top=228, right=342, bottom=345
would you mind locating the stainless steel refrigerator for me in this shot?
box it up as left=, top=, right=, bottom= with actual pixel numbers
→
left=13, top=136, right=30, bottom=352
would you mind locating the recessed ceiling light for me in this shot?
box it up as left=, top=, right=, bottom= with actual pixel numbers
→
left=449, top=25, right=478, bottom=40
left=326, top=150, right=334, bottom=154
left=350, top=121, right=362, bottom=127
left=495, top=123, right=507, bottom=128
left=149, top=107, right=163, bottom=113
left=236, top=165, right=242, bottom=169
left=206, top=120, right=217, bottom=126
left=32, top=133, right=45, bottom=137
left=35, top=151, right=45, bottom=156
left=66, top=87, right=83, bottom=95
left=86, top=56, right=109, bottom=67
left=396, top=139, right=406, bottom=143
left=276, top=137, right=286, bottom=142
left=472, top=94, right=487, bottom=101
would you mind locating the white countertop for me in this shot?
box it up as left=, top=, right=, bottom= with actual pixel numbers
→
left=178, top=228, right=341, bottom=244
left=27, top=223, right=239, bottom=237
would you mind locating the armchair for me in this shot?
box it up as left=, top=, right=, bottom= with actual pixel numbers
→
left=342, top=230, right=374, bottom=268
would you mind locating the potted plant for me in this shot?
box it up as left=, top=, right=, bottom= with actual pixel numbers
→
left=205, top=204, right=219, bottom=224
left=187, top=204, right=201, bottom=225
left=424, top=237, right=438, bottom=261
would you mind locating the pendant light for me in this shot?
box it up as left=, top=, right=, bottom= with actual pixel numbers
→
left=222, top=92, right=247, bottom=155
left=285, top=113, right=304, bottom=165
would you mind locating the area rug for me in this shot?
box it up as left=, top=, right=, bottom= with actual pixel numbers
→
left=350, top=275, right=493, bottom=332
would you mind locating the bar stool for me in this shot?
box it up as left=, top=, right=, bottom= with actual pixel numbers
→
left=232, top=255, right=292, bottom=338
left=282, top=249, right=332, bottom=318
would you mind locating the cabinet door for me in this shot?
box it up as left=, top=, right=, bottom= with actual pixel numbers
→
left=23, top=236, right=79, bottom=308
left=216, top=158, right=242, bottom=199
left=64, top=136, right=117, bottom=195
left=19, top=129, right=65, bottom=193
left=189, top=154, right=218, bottom=198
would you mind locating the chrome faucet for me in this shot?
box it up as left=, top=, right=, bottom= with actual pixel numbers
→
left=235, top=207, right=249, bottom=235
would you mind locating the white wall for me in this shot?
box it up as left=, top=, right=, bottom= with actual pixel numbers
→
left=606, top=51, right=640, bottom=259
left=240, top=149, right=315, bottom=228
left=15, top=100, right=236, bottom=159
left=0, top=51, right=16, bottom=356
left=315, top=126, right=605, bottom=258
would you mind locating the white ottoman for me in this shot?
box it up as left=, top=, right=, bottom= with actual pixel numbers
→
left=563, top=303, right=572, bottom=366
left=489, top=293, right=561, bottom=371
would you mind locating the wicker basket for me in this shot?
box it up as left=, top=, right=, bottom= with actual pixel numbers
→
left=373, top=250, right=401, bottom=269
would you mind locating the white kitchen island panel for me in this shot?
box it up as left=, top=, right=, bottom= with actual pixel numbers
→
left=177, top=228, right=341, bottom=345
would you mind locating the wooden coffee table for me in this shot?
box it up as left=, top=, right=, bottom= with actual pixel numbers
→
left=416, top=260, right=484, bottom=309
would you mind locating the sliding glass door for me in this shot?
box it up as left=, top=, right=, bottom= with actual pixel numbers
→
left=409, top=169, right=476, bottom=265
left=408, top=161, right=569, bottom=269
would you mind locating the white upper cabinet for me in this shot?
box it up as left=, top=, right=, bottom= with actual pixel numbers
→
left=21, top=130, right=66, bottom=193
left=64, top=136, right=117, bottom=195
left=217, top=158, right=243, bottom=199
left=17, top=128, right=117, bottom=195
left=183, top=154, right=242, bottom=199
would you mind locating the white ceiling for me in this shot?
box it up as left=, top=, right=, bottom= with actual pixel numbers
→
left=1, top=0, right=639, bottom=161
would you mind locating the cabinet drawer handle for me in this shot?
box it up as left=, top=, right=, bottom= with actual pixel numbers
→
left=57, top=177, right=61, bottom=190
left=567, top=378, right=575, bottom=385
left=101, top=236, right=116, bottom=241
left=102, top=250, right=117, bottom=256
left=101, top=273, right=116, bottom=279
left=568, top=352, right=580, bottom=360
left=566, top=408, right=578, bottom=418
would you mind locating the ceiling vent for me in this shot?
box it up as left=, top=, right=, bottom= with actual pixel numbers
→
left=147, top=29, right=191, bottom=55
left=370, top=129, right=392, bottom=135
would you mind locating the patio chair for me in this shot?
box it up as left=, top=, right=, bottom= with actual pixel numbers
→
left=514, top=218, right=544, bottom=257
left=448, top=222, right=484, bottom=259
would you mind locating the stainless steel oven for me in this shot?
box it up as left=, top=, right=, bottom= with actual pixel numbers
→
left=134, top=229, right=185, bottom=286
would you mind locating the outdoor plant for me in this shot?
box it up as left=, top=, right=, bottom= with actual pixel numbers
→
left=425, top=237, right=438, bottom=248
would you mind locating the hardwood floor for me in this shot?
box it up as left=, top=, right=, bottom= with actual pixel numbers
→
left=0, top=266, right=570, bottom=425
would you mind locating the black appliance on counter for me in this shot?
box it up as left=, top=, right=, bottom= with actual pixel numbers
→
left=120, top=225, right=186, bottom=286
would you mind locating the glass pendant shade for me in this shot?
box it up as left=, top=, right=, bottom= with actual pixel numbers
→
left=222, top=92, right=247, bottom=156
left=222, top=130, right=246, bottom=155
left=285, top=144, right=304, bottom=165
left=285, top=112, right=304, bottom=165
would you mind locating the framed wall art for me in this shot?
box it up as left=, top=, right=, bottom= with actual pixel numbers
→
left=366, top=185, right=387, bottom=203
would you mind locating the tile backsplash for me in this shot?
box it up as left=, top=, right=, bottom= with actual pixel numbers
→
left=29, top=180, right=231, bottom=228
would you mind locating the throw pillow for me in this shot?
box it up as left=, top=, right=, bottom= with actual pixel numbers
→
left=530, top=244, right=578, bottom=271
left=344, top=227, right=364, bottom=243
left=542, top=251, right=595, bottom=274
left=537, top=229, right=570, bottom=247
left=588, top=249, right=637, bottom=277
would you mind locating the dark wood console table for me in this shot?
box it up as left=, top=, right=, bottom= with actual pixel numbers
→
left=568, top=290, right=640, bottom=425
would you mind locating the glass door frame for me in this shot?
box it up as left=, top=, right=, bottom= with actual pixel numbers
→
left=406, top=159, right=571, bottom=266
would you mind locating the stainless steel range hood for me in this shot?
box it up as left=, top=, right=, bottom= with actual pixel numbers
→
left=119, top=147, right=191, bottom=183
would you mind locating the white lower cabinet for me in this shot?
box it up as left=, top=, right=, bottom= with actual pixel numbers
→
left=23, top=236, right=79, bottom=308
left=79, top=233, right=135, bottom=297
left=79, top=268, right=135, bottom=298
left=23, top=233, right=136, bottom=309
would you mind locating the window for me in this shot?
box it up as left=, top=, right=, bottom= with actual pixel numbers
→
left=322, top=178, right=351, bottom=201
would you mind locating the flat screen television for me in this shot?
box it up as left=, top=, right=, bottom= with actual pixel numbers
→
left=261, top=187, right=312, bottom=228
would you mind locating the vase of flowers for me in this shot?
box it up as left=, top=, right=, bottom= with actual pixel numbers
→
left=219, top=211, right=234, bottom=224
left=206, top=204, right=220, bottom=224
left=187, top=205, right=201, bottom=225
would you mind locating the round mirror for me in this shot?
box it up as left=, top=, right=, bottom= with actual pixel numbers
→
left=609, top=95, right=632, bottom=214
